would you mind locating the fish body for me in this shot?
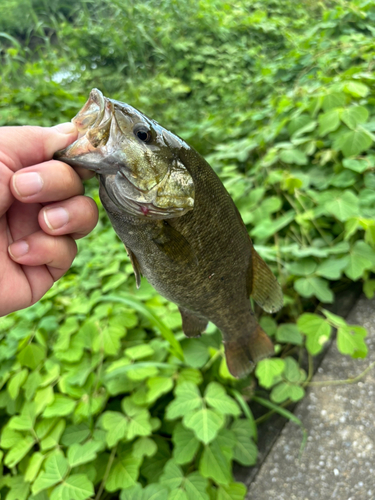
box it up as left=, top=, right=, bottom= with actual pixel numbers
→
left=55, top=89, right=283, bottom=378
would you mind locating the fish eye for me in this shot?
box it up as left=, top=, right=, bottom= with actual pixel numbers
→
left=134, top=125, right=152, bottom=143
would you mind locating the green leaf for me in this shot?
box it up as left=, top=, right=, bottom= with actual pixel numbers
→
left=288, top=258, right=317, bottom=276
left=8, top=368, right=28, bottom=400
left=68, top=440, right=102, bottom=468
left=125, top=344, right=154, bottom=360
left=325, top=190, right=359, bottom=221
left=127, top=409, right=152, bottom=440
left=341, top=106, right=369, bottom=129
left=199, top=441, right=232, bottom=485
left=143, top=484, right=169, bottom=500
left=101, top=411, right=128, bottom=447
left=231, top=421, right=257, bottom=466
left=322, top=93, right=346, bottom=111
left=50, top=474, right=94, bottom=500
left=40, top=419, right=66, bottom=451
left=316, top=257, right=349, bottom=280
left=4, top=436, right=35, bottom=468
left=284, top=357, right=304, bottom=383
left=106, top=455, right=141, bottom=492
left=321, top=309, right=347, bottom=328
left=345, top=241, right=375, bottom=280
left=342, top=158, right=369, bottom=173
left=166, top=382, right=202, bottom=420
left=43, top=395, right=76, bottom=418
left=343, top=81, right=369, bottom=98
left=8, top=402, right=36, bottom=430
left=294, top=276, right=333, bottom=303
left=133, top=437, right=157, bottom=459
left=17, top=344, right=46, bottom=369
left=181, top=339, right=209, bottom=368
left=318, top=109, right=340, bottom=136
left=276, top=324, right=303, bottom=345
left=183, top=409, right=224, bottom=444
left=338, top=128, right=373, bottom=157
left=169, top=490, right=188, bottom=500
left=271, top=382, right=305, bottom=403
left=279, top=149, right=308, bottom=165
left=172, top=423, right=200, bottom=465
left=24, top=452, right=45, bottom=482
left=160, top=459, right=184, bottom=489
left=217, top=483, right=247, bottom=500
left=61, top=423, right=90, bottom=446
left=255, top=358, right=285, bottom=388
left=297, top=313, right=332, bottom=355
left=204, top=383, right=241, bottom=416
left=337, top=326, right=368, bottom=358
left=119, top=483, right=144, bottom=500
left=32, top=454, right=69, bottom=495
left=184, top=472, right=210, bottom=500
left=146, top=376, right=174, bottom=403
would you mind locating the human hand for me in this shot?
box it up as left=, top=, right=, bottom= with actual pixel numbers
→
left=0, top=123, right=99, bottom=317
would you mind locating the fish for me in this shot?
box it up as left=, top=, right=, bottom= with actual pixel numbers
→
left=54, top=88, right=283, bottom=378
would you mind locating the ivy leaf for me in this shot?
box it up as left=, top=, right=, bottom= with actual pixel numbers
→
left=276, top=324, right=303, bottom=345
left=294, top=276, right=334, bottom=303
left=322, top=92, right=346, bottom=111
left=255, top=358, right=285, bottom=388
left=338, top=128, right=373, bottom=157
left=67, top=440, right=102, bottom=468
left=106, top=455, right=141, bottom=492
left=337, top=326, right=368, bottom=358
left=297, top=314, right=332, bottom=355
left=217, top=483, right=247, bottom=500
left=172, top=423, right=200, bottom=464
left=183, top=409, right=224, bottom=444
left=101, top=411, right=128, bottom=447
left=166, top=383, right=202, bottom=420
left=204, top=382, right=241, bottom=416
left=32, top=453, right=69, bottom=495
left=50, top=474, right=94, bottom=500
left=341, top=106, right=369, bottom=129
left=199, top=441, right=232, bottom=485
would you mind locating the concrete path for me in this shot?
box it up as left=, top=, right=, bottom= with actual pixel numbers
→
left=246, top=295, right=375, bottom=500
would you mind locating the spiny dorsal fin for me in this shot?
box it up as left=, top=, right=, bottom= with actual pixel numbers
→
left=250, top=249, right=283, bottom=313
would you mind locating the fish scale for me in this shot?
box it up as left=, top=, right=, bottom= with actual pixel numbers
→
left=55, top=88, right=283, bottom=378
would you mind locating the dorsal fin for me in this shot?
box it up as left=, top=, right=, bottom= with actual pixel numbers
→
left=249, top=249, right=283, bottom=314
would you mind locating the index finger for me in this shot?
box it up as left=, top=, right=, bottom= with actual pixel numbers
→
left=0, top=123, right=78, bottom=172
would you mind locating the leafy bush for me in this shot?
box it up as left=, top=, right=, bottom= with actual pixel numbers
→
left=1, top=0, right=374, bottom=498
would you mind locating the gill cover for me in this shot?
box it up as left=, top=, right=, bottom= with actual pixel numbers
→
left=55, top=88, right=195, bottom=220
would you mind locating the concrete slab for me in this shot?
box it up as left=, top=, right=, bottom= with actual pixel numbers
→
left=245, top=295, right=375, bottom=500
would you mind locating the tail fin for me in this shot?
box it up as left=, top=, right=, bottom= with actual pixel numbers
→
left=223, top=325, right=274, bottom=378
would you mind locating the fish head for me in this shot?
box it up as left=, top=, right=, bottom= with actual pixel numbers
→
left=54, top=88, right=194, bottom=219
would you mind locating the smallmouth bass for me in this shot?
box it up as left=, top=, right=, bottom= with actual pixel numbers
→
left=55, top=89, right=283, bottom=378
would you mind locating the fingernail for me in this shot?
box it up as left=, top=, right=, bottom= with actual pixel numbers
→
left=53, top=122, right=77, bottom=134
left=8, top=240, right=29, bottom=259
left=44, top=207, right=69, bottom=230
left=13, top=172, right=43, bottom=197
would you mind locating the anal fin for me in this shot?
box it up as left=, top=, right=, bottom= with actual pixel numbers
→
left=179, top=307, right=207, bottom=338
left=125, top=245, right=142, bottom=289
left=223, top=324, right=274, bottom=378
left=249, top=249, right=283, bottom=314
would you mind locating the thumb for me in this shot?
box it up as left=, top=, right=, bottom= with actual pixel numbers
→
left=0, top=123, right=78, bottom=172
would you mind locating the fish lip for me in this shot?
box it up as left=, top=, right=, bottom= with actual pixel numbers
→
left=72, top=88, right=106, bottom=135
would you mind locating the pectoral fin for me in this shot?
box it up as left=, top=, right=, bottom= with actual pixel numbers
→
left=249, top=249, right=283, bottom=313
left=124, top=245, right=142, bottom=289
left=152, top=221, right=196, bottom=265
left=179, top=307, right=208, bottom=337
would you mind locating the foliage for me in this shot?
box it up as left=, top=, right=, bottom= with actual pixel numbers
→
left=1, top=0, right=375, bottom=498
